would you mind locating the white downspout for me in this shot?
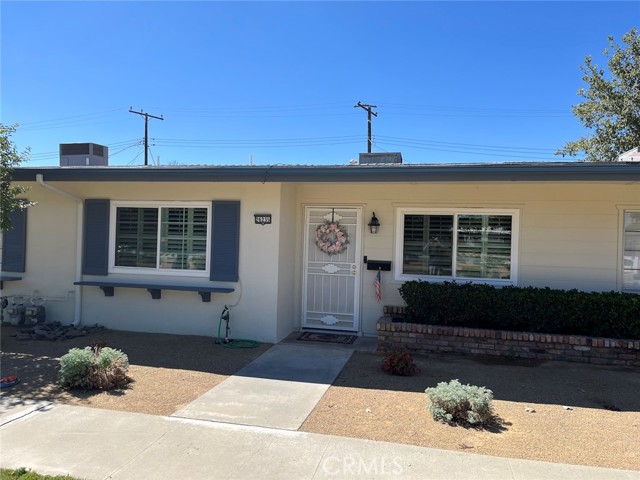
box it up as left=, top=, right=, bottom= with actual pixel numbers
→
left=36, top=174, right=84, bottom=326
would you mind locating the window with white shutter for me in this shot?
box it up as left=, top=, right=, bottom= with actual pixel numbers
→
left=396, top=208, right=518, bottom=284
left=623, top=211, right=640, bottom=292
left=110, top=202, right=211, bottom=277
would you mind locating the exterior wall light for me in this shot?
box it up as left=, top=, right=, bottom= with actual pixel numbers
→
left=368, top=212, right=380, bottom=234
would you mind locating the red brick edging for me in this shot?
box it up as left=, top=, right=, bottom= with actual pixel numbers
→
left=377, top=308, right=640, bottom=366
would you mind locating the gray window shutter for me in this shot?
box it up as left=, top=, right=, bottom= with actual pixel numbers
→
left=2, top=208, right=27, bottom=272
left=210, top=201, right=240, bottom=281
left=83, top=199, right=110, bottom=275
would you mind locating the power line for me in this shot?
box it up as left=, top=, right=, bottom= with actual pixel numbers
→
left=17, top=108, right=126, bottom=127
left=381, top=103, right=573, bottom=117
left=150, top=133, right=571, bottom=157
left=16, top=108, right=128, bottom=131
left=127, top=147, right=144, bottom=166
left=151, top=135, right=363, bottom=149
left=374, top=141, right=570, bottom=161
left=374, top=135, right=564, bottom=154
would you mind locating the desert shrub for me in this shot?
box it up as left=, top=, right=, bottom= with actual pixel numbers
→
left=58, top=345, right=131, bottom=390
left=425, top=379, right=494, bottom=426
left=57, top=347, right=93, bottom=389
left=399, top=281, right=640, bottom=340
left=0, top=467, right=79, bottom=479
left=381, top=346, right=418, bottom=376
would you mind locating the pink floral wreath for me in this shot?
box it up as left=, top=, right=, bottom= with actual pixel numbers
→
left=315, top=221, right=349, bottom=255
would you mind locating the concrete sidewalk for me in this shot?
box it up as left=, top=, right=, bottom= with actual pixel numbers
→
left=172, top=343, right=353, bottom=430
left=0, top=404, right=637, bottom=480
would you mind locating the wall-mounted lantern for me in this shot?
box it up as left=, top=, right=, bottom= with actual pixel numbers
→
left=368, top=212, right=380, bottom=234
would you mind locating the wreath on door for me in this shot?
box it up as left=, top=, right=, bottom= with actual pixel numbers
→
left=315, top=221, right=349, bottom=255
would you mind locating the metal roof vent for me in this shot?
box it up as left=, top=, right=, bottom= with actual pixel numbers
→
left=358, top=152, right=403, bottom=165
left=60, top=143, right=109, bottom=166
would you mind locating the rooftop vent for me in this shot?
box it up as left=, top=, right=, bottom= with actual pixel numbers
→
left=358, top=152, right=403, bottom=165
left=60, top=143, right=108, bottom=166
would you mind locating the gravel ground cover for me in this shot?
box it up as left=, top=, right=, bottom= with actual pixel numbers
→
left=2, top=325, right=639, bottom=470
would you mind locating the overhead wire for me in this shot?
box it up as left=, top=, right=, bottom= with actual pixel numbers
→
left=147, top=101, right=571, bottom=119
left=15, top=102, right=578, bottom=163
left=373, top=140, right=571, bottom=161
left=152, top=135, right=364, bottom=149
left=374, top=135, right=566, bottom=154
left=127, top=147, right=144, bottom=166
left=376, top=102, right=571, bottom=118
left=148, top=144, right=156, bottom=165
left=17, top=108, right=129, bottom=131
left=24, top=139, right=141, bottom=164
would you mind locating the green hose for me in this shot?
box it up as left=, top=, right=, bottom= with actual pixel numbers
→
left=216, top=306, right=260, bottom=349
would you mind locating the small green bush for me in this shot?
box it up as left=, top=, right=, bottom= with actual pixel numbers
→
left=57, top=347, right=93, bottom=389
left=399, top=281, right=640, bottom=340
left=425, top=379, right=494, bottom=426
left=381, top=346, right=418, bottom=376
left=58, top=345, right=131, bottom=390
left=0, top=467, right=79, bottom=480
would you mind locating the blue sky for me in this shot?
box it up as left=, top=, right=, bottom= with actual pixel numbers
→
left=1, top=1, right=638, bottom=166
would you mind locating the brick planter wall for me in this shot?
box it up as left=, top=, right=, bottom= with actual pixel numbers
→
left=377, top=307, right=640, bottom=367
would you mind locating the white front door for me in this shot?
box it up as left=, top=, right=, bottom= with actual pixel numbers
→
left=302, top=206, right=362, bottom=332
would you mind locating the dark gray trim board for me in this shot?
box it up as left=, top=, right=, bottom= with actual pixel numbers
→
left=2, top=208, right=27, bottom=272
left=82, top=199, right=110, bottom=275
left=10, top=162, right=640, bottom=183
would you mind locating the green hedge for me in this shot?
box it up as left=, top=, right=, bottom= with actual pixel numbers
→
left=398, top=281, right=640, bottom=340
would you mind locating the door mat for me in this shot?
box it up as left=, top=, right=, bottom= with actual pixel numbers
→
left=297, top=332, right=357, bottom=345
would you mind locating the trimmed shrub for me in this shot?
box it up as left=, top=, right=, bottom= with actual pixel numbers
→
left=58, top=345, right=131, bottom=390
left=0, top=466, right=78, bottom=479
left=425, top=379, right=494, bottom=426
left=57, top=347, right=93, bottom=389
left=399, top=281, right=640, bottom=340
left=381, top=346, right=418, bottom=376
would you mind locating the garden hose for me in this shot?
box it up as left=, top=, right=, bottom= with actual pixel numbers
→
left=216, top=305, right=260, bottom=349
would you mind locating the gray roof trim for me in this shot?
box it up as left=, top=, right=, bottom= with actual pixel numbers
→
left=10, top=162, right=640, bottom=183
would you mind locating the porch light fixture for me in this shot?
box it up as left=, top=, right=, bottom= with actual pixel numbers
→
left=368, top=212, right=380, bottom=234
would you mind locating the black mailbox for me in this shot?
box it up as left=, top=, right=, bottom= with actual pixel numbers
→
left=366, top=260, right=391, bottom=271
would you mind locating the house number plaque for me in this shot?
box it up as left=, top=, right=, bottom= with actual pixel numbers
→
left=254, top=214, right=272, bottom=225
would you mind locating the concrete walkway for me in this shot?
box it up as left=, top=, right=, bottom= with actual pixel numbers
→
left=1, top=404, right=637, bottom=480
left=172, top=343, right=353, bottom=429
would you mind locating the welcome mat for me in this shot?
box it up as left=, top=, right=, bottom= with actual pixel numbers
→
left=297, top=332, right=357, bottom=345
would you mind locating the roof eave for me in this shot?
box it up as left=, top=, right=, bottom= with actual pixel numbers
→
left=9, top=163, right=640, bottom=183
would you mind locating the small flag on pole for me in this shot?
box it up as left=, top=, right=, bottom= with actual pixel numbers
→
left=374, top=268, right=382, bottom=304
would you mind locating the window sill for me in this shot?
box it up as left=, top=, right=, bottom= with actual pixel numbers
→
left=0, top=273, right=23, bottom=290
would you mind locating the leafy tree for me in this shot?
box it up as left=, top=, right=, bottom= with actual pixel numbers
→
left=557, top=28, right=640, bottom=162
left=1, top=123, right=31, bottom=231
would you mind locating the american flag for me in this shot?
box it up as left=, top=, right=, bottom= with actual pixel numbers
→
left=374, top=269, right=382, bottom=304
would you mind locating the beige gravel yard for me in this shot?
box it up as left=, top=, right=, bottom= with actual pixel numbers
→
left=300, top=351, right=640, bottom=471
left=1, top=325, right=639, bottom=471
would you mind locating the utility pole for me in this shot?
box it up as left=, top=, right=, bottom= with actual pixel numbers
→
left=129, top=108, right=164, bottom=166
left=354, top=101, right=378, bottom=153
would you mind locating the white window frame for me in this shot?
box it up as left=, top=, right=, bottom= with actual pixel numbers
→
left=394, top=207, right=519, bottom=285
left=109, top=201, right=212, bottom=277
left=620, top=208, right=640, bottom=293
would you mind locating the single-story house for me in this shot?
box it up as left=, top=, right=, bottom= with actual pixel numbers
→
left=2, top=155, right=640, bottom=343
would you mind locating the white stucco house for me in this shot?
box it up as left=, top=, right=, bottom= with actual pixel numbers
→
left=2, top=155, right=640, bottom=343
left=618, top=147, right=640, bottom=162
